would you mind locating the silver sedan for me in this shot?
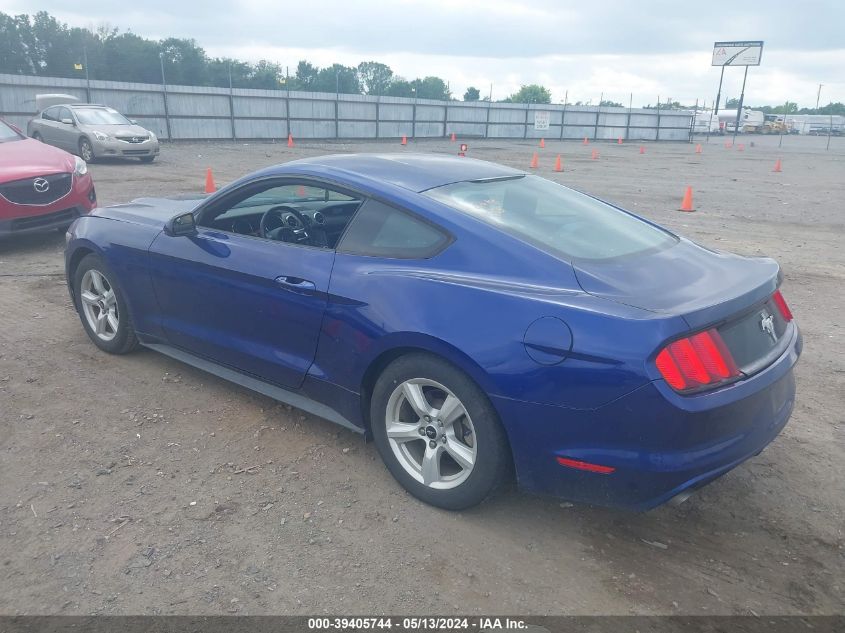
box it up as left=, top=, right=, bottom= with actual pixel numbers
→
left=28, top=103, right=160, bottom=163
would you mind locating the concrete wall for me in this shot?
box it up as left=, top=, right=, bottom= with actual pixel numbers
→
left=0, top=73, right=694, bottom=142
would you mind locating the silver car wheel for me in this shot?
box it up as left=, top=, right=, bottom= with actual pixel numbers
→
left=80, top=139, right=94, bottom=162
left=80, top=269, right=119, bottom=342
left=385, top=378, right=477, bottom=490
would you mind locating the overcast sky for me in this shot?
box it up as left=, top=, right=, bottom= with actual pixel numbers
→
left=8, top=0, right=845, bottom=106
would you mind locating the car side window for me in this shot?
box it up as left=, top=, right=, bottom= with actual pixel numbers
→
left=196, top=179, right=363, bottom=250
left=58, top=107, right=73, bottom=123
left=42, top=106, right=59, bottom=121
left=337, top=199, right=451, bottom=259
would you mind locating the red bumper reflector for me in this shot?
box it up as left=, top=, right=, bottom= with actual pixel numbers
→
left=556, top=456, right=616, bottom=474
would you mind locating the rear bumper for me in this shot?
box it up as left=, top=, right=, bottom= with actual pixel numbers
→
left=496, top=324, right=802, bottom=510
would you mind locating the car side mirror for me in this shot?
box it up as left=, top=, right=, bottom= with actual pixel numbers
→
left=61, top=118, right=74, bottom=125
left=164, top=212, right=197, bottom=237
left=129, top=119, right=138, bottom=125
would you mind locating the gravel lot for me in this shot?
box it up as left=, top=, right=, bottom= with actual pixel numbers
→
left=1, top=135, right=843, bottom=616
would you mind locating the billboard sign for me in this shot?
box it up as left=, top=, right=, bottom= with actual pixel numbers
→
left=534, top=111, right=550, bottom=130
left=712, top=41, right=764, bottom=66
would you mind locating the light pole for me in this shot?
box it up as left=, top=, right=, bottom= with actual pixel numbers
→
left=816, top=84, right=823, bottom=112
left=411, top=87, right=417, bottom=139
left=159, top=51, right=172, bottom=141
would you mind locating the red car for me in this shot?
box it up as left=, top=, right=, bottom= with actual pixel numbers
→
left=0, top=118, right=96, bottom=237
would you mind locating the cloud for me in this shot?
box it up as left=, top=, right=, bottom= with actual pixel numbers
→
left=6, top=0, right=845, bottom=105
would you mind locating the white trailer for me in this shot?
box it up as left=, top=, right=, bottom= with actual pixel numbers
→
left=691, top=111, right=722, bottom=134
left=722, top=109, right=765, bottom=133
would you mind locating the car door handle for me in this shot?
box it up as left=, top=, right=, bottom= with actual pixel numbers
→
left=275, top=276, right=316, bottom=293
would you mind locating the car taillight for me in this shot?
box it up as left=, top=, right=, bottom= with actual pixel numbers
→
left=772, top=289, right=793, bottom=321
left=655, top=328, right=740, bottom=393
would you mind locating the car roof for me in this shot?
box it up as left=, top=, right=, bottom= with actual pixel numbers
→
left=282, top=153, right=525, bottom=193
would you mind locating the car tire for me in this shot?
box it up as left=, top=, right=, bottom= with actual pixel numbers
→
left=79, top=137, right=95, bottom=163
left=73, top=253, right=138, bottom=355
left=139, top=156, right=156, bottom=163
left=370, top=353, right=511, bottom=510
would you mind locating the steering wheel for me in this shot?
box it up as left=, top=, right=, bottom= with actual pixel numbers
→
left=259, top=205, right=312, bottom=244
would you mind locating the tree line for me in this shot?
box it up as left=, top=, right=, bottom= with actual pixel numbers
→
left=3, top=11, right=840, bottom=113
left=0, top=10, right=555, bottom=104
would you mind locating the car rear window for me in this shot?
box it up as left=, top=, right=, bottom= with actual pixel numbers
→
left=424, top=175, right=676, bottom=261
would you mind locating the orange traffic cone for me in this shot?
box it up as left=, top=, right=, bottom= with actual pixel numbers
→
left=591, top=149, right=599, bottom=160
left=204, top=168, right=216, bottom=194
left=773, top=158, right=783, bottom=172
left=679, top=186, right=694, bottom=212
left=724, top=141, right=732, bottom=149
left=639, top=145, right=645, bottom=154
left=530, top=152, right=539, bottom=169
left=450, top=132, right=456, bottom=142
left=539, top=138, right=545, bottom=148
left=617, top=137, right=623, bottom=144
left=554, top=154, right=563, bottom=172
left=401, top=135, right=407, bottom=146
left=737, top=143, right=745, bottom=152
left=583, top=136, right=589, bottom=145
left=287, top=133, right=294, bottom=147
left=695, top=143, right=702, bottom=154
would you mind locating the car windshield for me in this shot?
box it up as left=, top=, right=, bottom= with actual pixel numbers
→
left=424, top=175, right=676, bottom=261
left=74, top=108, right=131, bottom=125
left=0, top=120, right=23, bottom=142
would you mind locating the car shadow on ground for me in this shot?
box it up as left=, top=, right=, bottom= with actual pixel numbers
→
left=0, top=230, right=65, bottom=257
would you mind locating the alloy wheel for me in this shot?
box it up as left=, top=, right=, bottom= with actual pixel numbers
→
left=385, top=378, right=477, bottom=489
left=80, top=269, right=119, bottom=342
left=80, top=140, right=94, bottom=162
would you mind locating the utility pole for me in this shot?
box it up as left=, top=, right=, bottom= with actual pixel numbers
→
left=159, top=52, right=172, bottom=142
left=816, top=84, right=823, bottom=111
left=83, top=46, right=91, bottom=102
left=228, top=61, right=236, bottom=141
left=335, top=71, right=340, bottom=139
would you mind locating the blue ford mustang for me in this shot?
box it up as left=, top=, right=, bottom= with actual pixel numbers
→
left=64, top=154, right=801, bottom=510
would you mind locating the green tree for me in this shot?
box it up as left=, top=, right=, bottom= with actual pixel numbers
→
left=411, top=76, right=450, bottom=100
left=314, top=64, right=360, bottom=94
left=0, top=13, right=36, bottom=74
left=293, top=60, right=318, bottom=90
left=206, top=57, right=253, bottom=88
left=357, top=61, right=393, bottom=96
left=820, top=102, right=845, bottom=115
left=599, top=99, right=623, bottom=107
left=98, top=32, right=161, bottom=83
left=463, top=86, right=480, bottom=101
left=160, top=37, right=208, bottom=86
left=505, top=84, right=551, bottom=104
left=385, top=78, right=414, bottom=98
left=250, top=60, right=284, bottom=89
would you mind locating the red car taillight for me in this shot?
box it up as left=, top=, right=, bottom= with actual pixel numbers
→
left=772, top=289, right=793, bottom=321
left=656, top=328, right=740, bottom=392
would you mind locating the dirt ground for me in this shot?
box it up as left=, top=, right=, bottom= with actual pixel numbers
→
left=1, top=134, right=843, bottom=616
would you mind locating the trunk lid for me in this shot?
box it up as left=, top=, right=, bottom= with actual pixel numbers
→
left=572, top=238, right=781, bottom=330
